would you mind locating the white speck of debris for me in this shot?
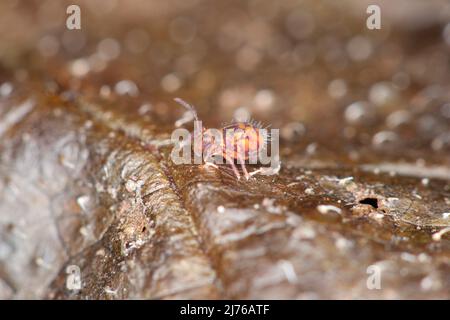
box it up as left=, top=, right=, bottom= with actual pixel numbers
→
left=95, top=249, right=106, bottom=256
left=335, top=237, right=353, bottom=251
left=125, top=179, right=137, bottom=193
left=217, top=205, right=226, bottom=213
left=421, top=178, right=430, bottom=186
left=413, top=193, right=422, bottom=200
left=317, top=205, right=342, bottom=215
left=370, top=212, right=384, bottom=221
left=0, top=99, right=35, bottom=137
left=35, top=257, right=52, bottom=270
left=442, top=212, right=450, bottom=219
left=0, top=82, right=13, bottom=97
left=278, top=260, right=298, bottom=284
left=115, top=80, right=139, bottom=97
left=304, top=187, right=315, bottom=195
left=76, top=195, right=91, bottom=212
left=344, top=101, right=372, bottom=124
left=338, top=176, right=354, bottom=186
left=84, top=120, right=93, bottom=129
left=253, top=204, right=260, bottom=209
left=287, top=182, right=300, bottom=187
left=432, top=227, right=450, bottom=241
left=79, top=226, right=91, bottom=238
left=250, top=162, right=281, bottom=177
left=104, top=287, right=119, bottom=295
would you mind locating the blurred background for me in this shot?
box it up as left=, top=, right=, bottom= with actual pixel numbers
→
left=1, top=0, right=450, bottom=165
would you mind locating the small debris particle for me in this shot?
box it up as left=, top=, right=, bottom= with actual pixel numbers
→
left=337, top=176, right=354, bottom=186
left=432, top=227, right=450, bottom=241
left=335, top=237, right=353, bottom=251
left=217, top=205, right=226, bottom=213
left=76, top=195, right=91, bottom=212
left=125, top=179, right=137, bottom=193
left=104, top=287, right=119, bottom=295
left=317, top=205, right=342, bottom=215
left=278, top=260, right=298, bottom=284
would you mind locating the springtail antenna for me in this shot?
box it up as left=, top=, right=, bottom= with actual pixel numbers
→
left=174, top=98, right=199, bottom=122
left=174, top=98, right=202, bottom=134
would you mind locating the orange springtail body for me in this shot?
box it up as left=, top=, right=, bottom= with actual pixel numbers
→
left=174, top=98, right=269, bottom=180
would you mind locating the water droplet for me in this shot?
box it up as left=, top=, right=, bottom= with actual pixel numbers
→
left=346, top=36, right=372, bottom=61
left=115, top=80, right=139, bottom=97
left=344, top=101, right=374, bottom=124
left=369, top=82, right=398, bottom=107
left=254, top=89, right=275, bottom=111
left=138, top=103, right=152, bottom=115
left=161, top=73, right=182, bottom=92
left=386, top=110, right=411, bottom=128
left=69, top=58, right=90, bottom=78
left=372, top=131, right=399, bottom=147
left=98, top=38, right=121, bottom=61
left=327, top=79, right=347, bottom=99
left=0, top=82, right=13, bottom=97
